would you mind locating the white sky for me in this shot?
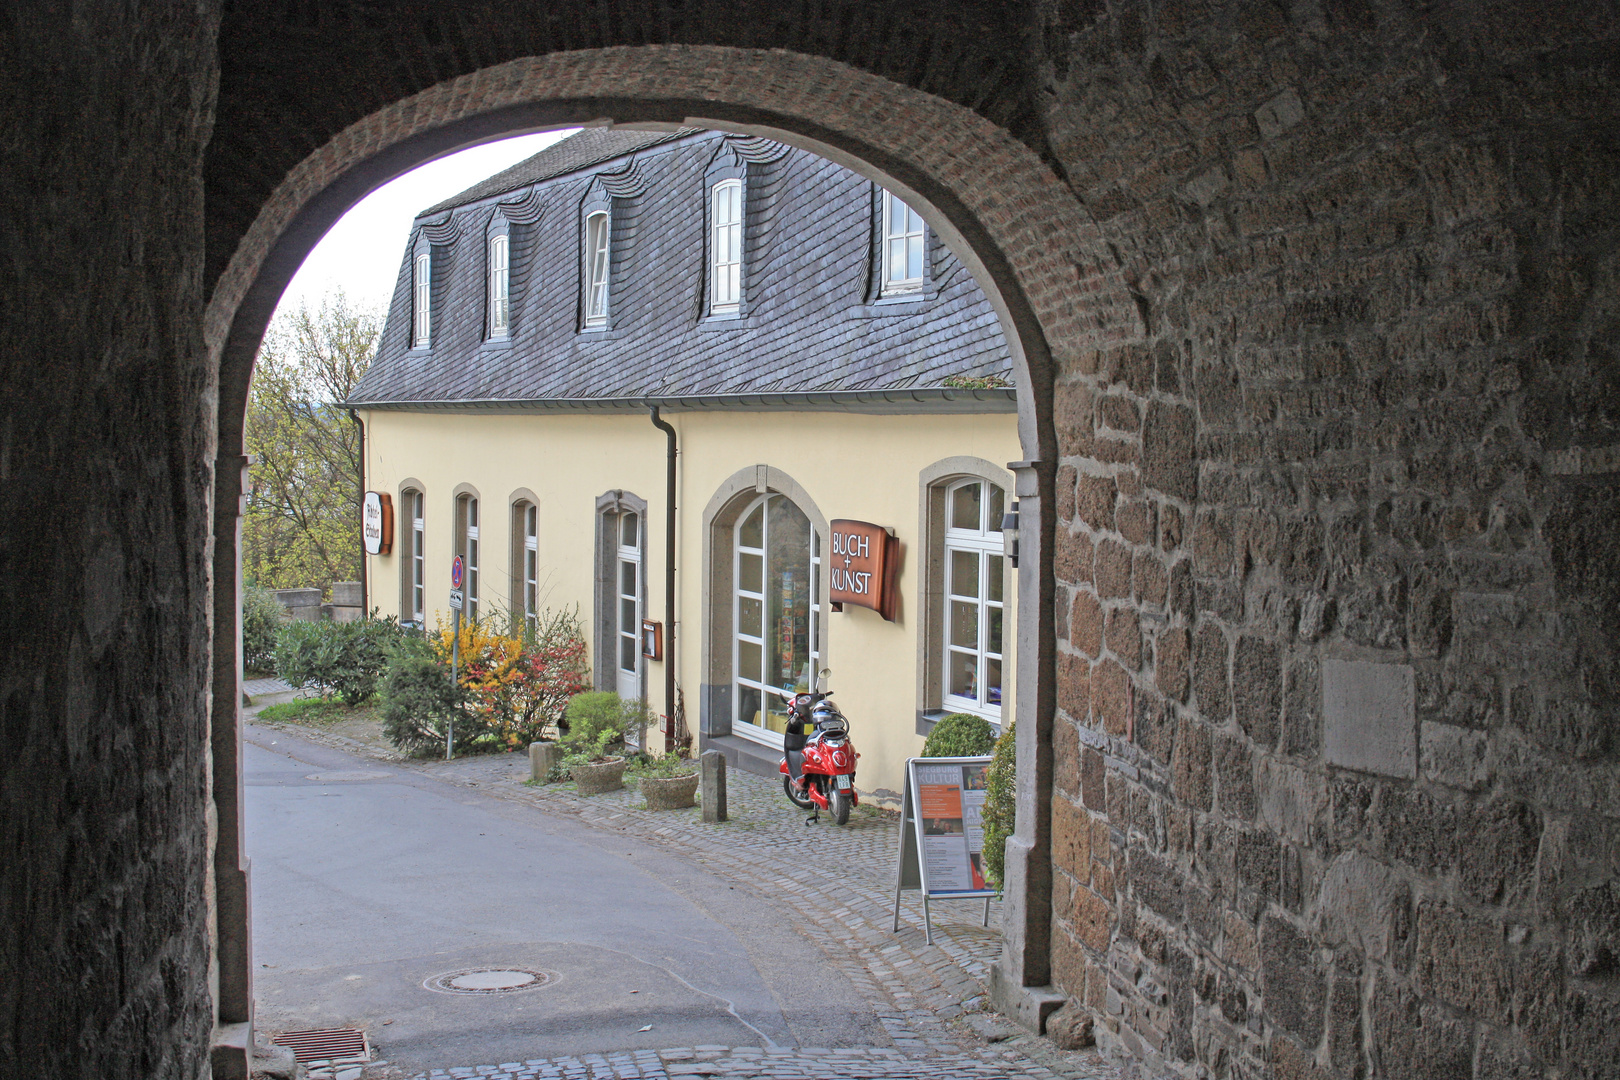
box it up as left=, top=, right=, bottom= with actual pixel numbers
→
left=270, top=130, right=579, bottom=326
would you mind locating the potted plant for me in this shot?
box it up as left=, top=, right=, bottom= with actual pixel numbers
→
left=629, top=752, right=700, bottom=809
left=558, top=691, right=639, bottom=794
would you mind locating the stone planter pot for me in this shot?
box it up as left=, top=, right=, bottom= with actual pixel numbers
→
left=571, top=757, right=627, bottom=795
left=640, top=772, right=700, bottom=810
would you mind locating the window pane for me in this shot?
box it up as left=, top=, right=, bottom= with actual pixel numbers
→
left=951, top=482, right=981, bottom=531
left=738, top=640, right=762, bottom=683
left=766, top=497, right=812, bottom=691
left=620, top=598, right=636, bottom=632
left=738, top=596, right=762, bottom=638
left=620, top=512, right=638, bottom=548
left=986, top=658, right=1003, bottom=705
left=620, top=635, right=637, bottom=672
left=887, top=237, right=905, bottom=281
left=987, top=554, right=1004, bottom=603
left=987, top=486, right=1005, bottom=536
left=949, top=650, right=978, bottom=699
left=988, top=605, right=1003, bottom=655
left=907, top=234, right=923, bottom=280
left=738, top=504, right=763, bottom=548
left=950, top=549, right=980, bottom=598
left=620, top=560, right=636, bottom=596
left=951, top=600, right=979, bottom=649
left=736, top=683, right=762, bottom=729
left=739, top=552, right=763, bottom=594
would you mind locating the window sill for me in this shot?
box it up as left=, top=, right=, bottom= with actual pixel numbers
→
left=852, top=290, right=937, bottom=318
left=917, top=706, right=1004, bottom=737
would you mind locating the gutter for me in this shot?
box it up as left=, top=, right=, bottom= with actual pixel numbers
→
left=648, top=405, right=678, bottom=754
left=344, top=387, right=1017, bottom=415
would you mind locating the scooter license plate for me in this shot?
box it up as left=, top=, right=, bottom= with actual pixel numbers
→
left=835, top=774, right=852, bottom=791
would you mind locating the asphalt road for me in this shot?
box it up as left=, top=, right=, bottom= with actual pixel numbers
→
left=245, top=725, right=885, bottom=1073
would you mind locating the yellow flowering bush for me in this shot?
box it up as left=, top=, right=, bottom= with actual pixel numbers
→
left=430, top=608, right=589, bottom=749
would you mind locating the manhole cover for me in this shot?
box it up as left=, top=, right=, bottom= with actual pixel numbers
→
left=424, top=967, right=557, bottom=995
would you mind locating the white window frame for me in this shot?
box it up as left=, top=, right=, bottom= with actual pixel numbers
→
left=941, top=478, right=1005, bottom=720
left=732, top=493, right=821, bottom=747
left=710, top=178, right=742, bottom=314
left=406, top=489, right=425, bottom=625
left=584, top=210, right=610, bottom=327
left=456, top=493, right=480, bottom=624
left=880, top=189, right=927, bottom=296
left=412, top=251, right=432, bottom=346
left=616, top=511, right=642, bottom=699
left=488, top=234, right=510, bottom=337
left=519, top=501, right=538, bottom=633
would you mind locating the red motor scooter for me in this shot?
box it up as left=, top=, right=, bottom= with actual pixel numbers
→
left=776, top=673, right=859, bottom=825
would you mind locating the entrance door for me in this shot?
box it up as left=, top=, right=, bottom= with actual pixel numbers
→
left=615, top=511, right=642, bottom=702
left=732, top=493, right=820, bottom=746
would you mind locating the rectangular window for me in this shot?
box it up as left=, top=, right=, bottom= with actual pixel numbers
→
left=881, top=190, right=926, bottom=295
left=488, top=234, right=510, bottom=337
left=942, top=479, right=1005, bottom=718
left=413, top=252, right=431, bottom=346
left=408, top=490, right=425, bottom=624
left=711, top=179, right=742, bottom=313
left=456, top=494, right=480, bottom=624
left=523, top=503, right=538, bottom=633
left=584, top=211, right=610, bottom=326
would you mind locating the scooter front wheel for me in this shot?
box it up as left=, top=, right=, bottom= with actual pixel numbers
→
left=830, top=788, right=851, bottom=825
left=783, top=774, right=816, bottom=809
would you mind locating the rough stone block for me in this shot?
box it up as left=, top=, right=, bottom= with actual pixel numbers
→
left=1172, top=718, right=1213, bottom=812
left=700, top=749, right=727, bottom=822
left=528, top=741, right=559, bottom=782
left=1415, top=900, right=1504, bottom=1017
left=1233, top=635, right=1282, bottom=747
left=1319, top=851, right=1407, bottom=962
left=1458, top=798, right=1539, bottom=906
left=1142, top=401, right=1197, bottom=501
left=1070, top=590, right=1103, bottom=657
left=329, top=581, right=363, bottom=607
left=1052, top=795, right=1091, bottom=883
left=1323, top=659, right=1415, bottom=778
left=1371, top=979, right=1472, bottom=1080
left=1155, top=626, right=1189, bottom=701
left=1261, top=914, right=1325, bottom=1042
left=1420, top=721, right=1488, bottom=790
left=1192, top=622, right=1231, bottom=721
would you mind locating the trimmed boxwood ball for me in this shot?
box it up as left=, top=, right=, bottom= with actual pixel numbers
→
left=981, top=721, right=1016, bottom=892
left=921, top=712, right=997, bottom=758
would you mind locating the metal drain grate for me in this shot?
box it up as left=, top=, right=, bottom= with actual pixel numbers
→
left=272, top=1027, right=370, bottom=1063
left=424, top=967, right=557, bottom=995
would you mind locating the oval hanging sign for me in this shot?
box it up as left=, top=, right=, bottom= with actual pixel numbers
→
left=450, top=555, right=464, bottom=590
left=362, top=491, right=394, bottom=555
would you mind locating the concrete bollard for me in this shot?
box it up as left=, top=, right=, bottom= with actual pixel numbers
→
left=700, top=749, right=727, bottom=822
left=529, top=741, right=559, bottom=783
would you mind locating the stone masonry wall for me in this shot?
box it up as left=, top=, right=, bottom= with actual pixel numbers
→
left=1036, top=3, right=1620, bottom=1079
left=0, top=4, right=220, bottom=1077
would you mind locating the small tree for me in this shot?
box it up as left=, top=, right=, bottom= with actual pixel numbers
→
left=980, top=721, right=1016, bottom=892
left=242, top=585, right=285, bottom=675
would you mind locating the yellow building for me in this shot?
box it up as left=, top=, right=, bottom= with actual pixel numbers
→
left=351, top=129, right=1019, bottom=799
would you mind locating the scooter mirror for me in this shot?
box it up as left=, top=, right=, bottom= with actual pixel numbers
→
left=816, top=667, right=832, bottom=692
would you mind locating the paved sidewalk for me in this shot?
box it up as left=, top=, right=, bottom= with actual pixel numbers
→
left=250, top=717, right=1126, bottom=1080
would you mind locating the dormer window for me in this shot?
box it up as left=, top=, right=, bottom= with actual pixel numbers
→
left=584, top=210, right=610, bottom=327
left=710, top=178, right=742, bottom=314
left=412, top=251, right=431, bottom=346
left=880, top=190, right=926, bottom=296
left=488, top=234, right=510, bottom=338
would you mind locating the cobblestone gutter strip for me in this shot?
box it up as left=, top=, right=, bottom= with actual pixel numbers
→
left=250, top=723, right=1124, bottom=1080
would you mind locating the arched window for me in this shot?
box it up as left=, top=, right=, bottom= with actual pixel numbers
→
left=595, top=491, right=647, bottom=702
left=940, top=478, right=1005, bottom=717
left=512, top=499, right=538, bottom=631
left=615, top=510, right=642, bottom=700
left=880, top=189, right=926, bottom=295
left=454, top=492, right=480, bottom=624
left=583, top=210, right=610, bottom=326
left=412, top=251, right=432, bottom=346
left=402, top=487, right=425, bottom=625
left=710, top=178, right=742, bottom=314
left=732, top=493, right=822, bottom=741
left=488, top=233, right=510, bottom=337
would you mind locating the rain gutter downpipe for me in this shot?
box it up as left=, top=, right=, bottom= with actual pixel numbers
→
left=648, top=404, right=677, bottom=753
left=349, top=408, right=367, bottom=613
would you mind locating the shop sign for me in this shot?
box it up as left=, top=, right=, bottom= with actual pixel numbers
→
left=828, top=519, right=900, bottom=621
left=362, top=491, right=394, bottom=555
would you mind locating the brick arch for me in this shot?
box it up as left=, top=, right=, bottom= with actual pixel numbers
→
left=205, top=44, right=1140, bottom=1033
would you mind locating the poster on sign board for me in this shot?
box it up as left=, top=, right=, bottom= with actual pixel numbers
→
left=892, top=755, right=995, bottom=944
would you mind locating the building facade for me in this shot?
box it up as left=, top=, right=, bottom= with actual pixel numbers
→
left=350, top=128, right=1023, bottom=797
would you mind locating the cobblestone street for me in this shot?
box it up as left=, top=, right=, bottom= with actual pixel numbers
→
left=250, top=708, right=1126, bottom=1080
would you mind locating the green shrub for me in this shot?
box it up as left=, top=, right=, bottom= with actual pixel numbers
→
left=626, top=751, right=696, bottom=779
left=921, top=712, right=997, bottom=758
left=980, top=721, right=1016, bottom=893
left=379, top=634, right=470, bottom=756
left=242, top=585, right=285, bottom=674
left=274, top=613, right=404, bottom=706
left=558, top=691, right=642, bottom=766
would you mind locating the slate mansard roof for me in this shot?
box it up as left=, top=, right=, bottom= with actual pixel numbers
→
left=348, top=128, right=1015, bottom=413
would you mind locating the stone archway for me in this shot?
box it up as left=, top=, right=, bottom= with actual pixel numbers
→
left=203, top=44, right=1143, bottom=1063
